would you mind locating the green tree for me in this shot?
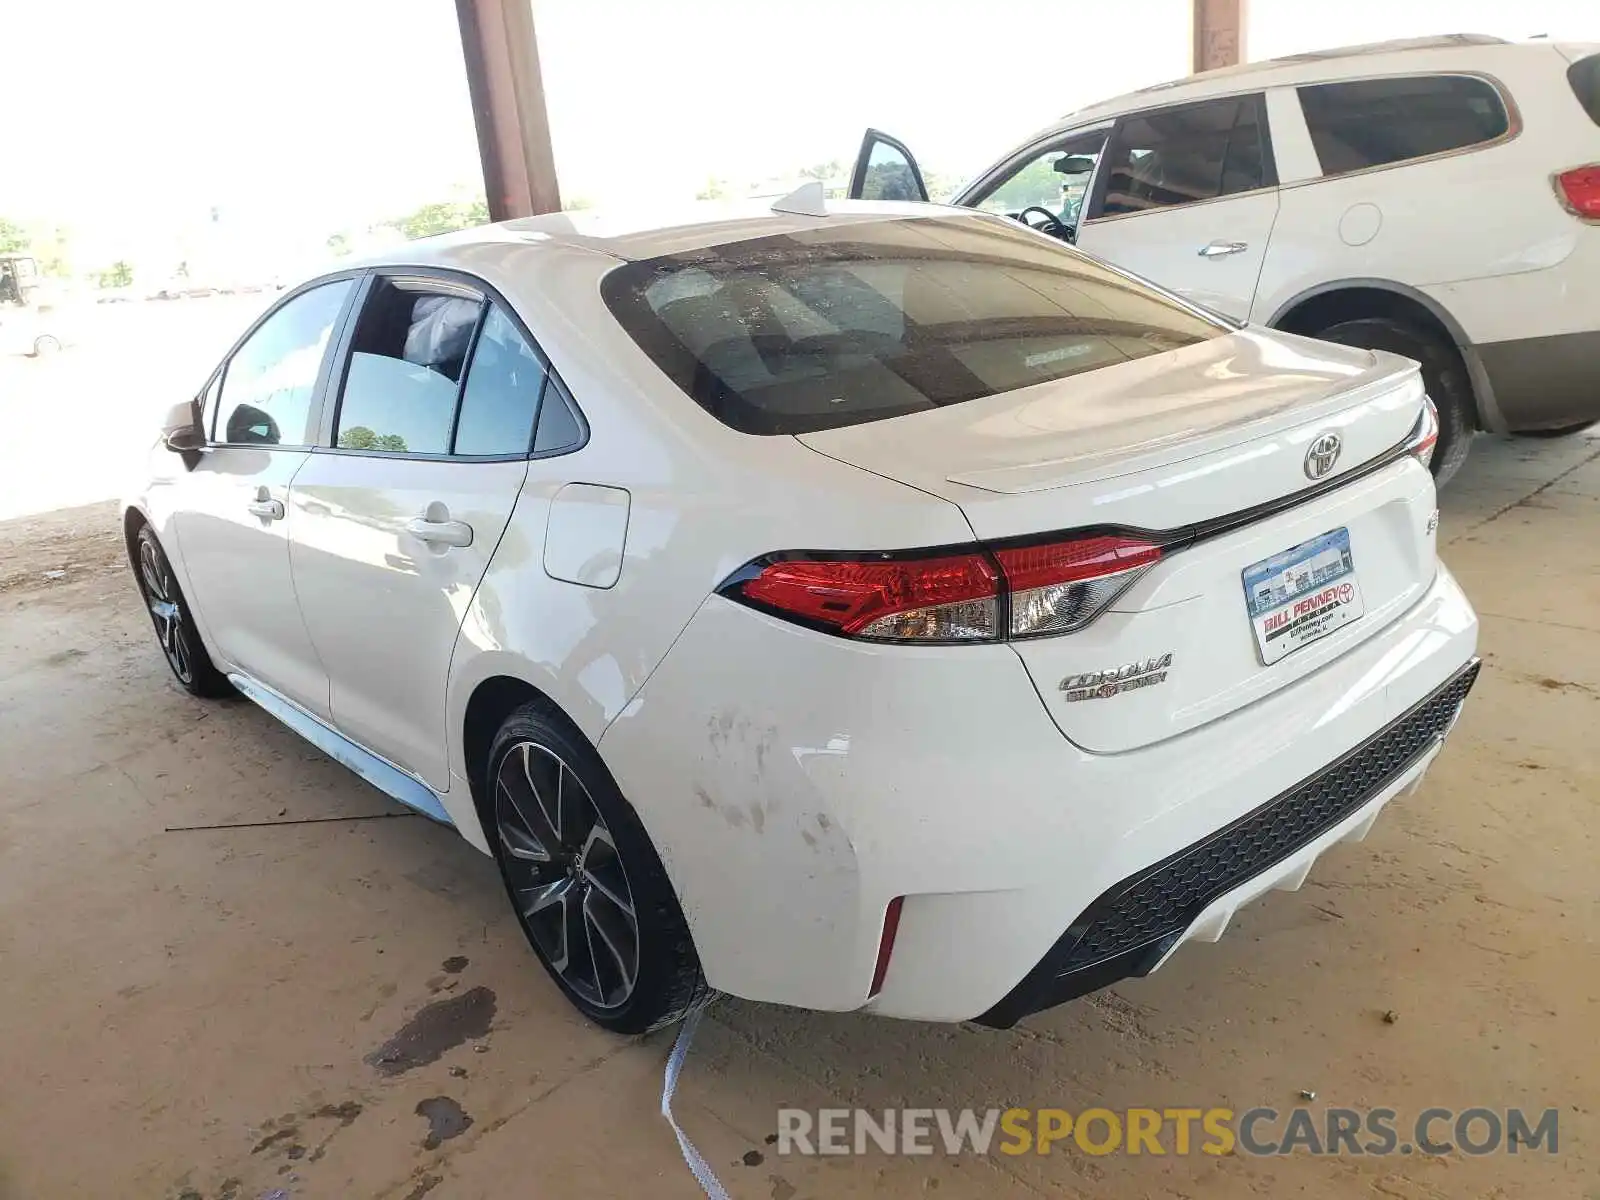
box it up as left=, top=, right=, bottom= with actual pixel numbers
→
left=0, top=218, right=26, bottom=254
left=337, top=426, right=407, bottom=452
left=98, top=260, right=134, bottom=288
left=392, top=198, right=491, bottom=241
left=695, top=177, right=731, bottom=201
left=798, top=160, right=842, bottom=184
left=326, top=232, right=351, bottom=257
left=338, top=425, right=377, bottom=450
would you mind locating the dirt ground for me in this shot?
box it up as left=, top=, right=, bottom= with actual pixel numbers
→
left=1, top=433, right=1596, bottom=1200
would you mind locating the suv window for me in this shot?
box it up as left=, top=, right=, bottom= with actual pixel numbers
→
left=1570, top=54, right=1600, bottom=128
left=336, top=282, right=484, bottom=455
left=1298, top=75, right=1510, bottom=176
left=216, top=280, right=352, bottom=446
left=1100, top=96, right=1270, bottom=217
left=600, top=215, right=1225, bottom=435
left=973, top=129, right=1109, bottom=227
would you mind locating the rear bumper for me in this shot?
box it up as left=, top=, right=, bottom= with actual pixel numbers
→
left=600, top=564, right=1478, bottom=1022
left=1475, top=330, right=1600, bottom=431
left=976, top=658, right=1478, bottom=1027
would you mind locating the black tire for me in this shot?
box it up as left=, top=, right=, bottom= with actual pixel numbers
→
left=486, top=703, right=709, bottom=1034
left=1312, top=317, right=1473, bottom=487
left=132, top=524, right=233, bottom=698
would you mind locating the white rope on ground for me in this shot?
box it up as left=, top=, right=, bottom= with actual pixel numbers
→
left=660, top=1005, right=732, bottom=1200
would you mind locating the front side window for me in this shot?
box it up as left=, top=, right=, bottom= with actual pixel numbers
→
left=601, top=216, right=1225, bottom=435
left=216, top=279, right=352, bottom=446
left=972, top=129, right=1109, bottom=228
left=1299, top=75, right=1510, bottom=176
left=855, top=135, right=927, bottom=202
left=1100, top=96, right=1270, bottom=217
left=335, top=282, right=484, bottom=455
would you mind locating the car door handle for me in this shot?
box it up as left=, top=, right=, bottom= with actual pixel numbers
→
left=246, top=498, right=285, bottom=520
left=405, top=516, right=474, bottom=549
left=1197, top=240, right=1249, bottom=258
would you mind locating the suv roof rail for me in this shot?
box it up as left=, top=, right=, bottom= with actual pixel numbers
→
left=1125, top=34, right=1511, bottom=98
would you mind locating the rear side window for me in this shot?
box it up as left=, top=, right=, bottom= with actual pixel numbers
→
left=1570, top=55, right=1600, bottom=127
left=601, top=216, right=1225, bottom=435
left=1299, top=75, right=1510, bottom=176
left=336, top=282, right=483, bottom=454
left=1099, top=96, right=1271, bottom=217
left=453, top=306, right=547, bottom=456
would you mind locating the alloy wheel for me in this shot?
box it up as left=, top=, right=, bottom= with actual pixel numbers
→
left=139, top=539, right=193, bottom=684
left=495, top=741, right=640, bottom=1010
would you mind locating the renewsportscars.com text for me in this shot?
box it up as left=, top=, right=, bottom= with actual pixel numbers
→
left=775, top=1106, right=1560, bottom=1158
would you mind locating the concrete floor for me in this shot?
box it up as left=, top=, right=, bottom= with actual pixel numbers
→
left=1, top=434, right=1596, bottom=1200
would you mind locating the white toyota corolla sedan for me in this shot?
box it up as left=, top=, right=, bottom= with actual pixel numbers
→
left=124, top=195, right=1479, bottom=1033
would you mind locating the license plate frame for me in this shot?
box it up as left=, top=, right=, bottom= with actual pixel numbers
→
left=1242, top=527, right=1365, bottom=665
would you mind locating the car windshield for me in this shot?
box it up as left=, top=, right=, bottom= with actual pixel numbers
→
left=601, top=215, right=1226, bottom=435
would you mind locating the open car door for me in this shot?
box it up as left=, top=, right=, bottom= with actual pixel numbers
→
left=847, top=129, right=929, bottom=202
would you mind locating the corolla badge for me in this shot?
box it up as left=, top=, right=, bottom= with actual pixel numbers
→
left=1304, top=432, right=1343, bottom=480
left=1059, top=654, right=1173, bottom=702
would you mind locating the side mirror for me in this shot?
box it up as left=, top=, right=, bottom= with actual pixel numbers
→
left=1054, top=155, right=1097, bottom=176
left=161, top=399, right=207, bottom=454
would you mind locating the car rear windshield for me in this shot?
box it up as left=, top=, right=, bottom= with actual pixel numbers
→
left=600, top=216, right=1226, bottom=435
left=1571, top=54, right=1600, bottom=127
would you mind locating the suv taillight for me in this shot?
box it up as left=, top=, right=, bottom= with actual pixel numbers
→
left=725, top=534, right=1166, bottom=644
left=1555, top=165, right=1600, bottom=219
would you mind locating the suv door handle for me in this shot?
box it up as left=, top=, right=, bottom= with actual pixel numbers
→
left=1197, top=240, right=1249, bottom=258
left=247, top=487, right=285, bottom=521
left=405, top=507, right=474, bottom=549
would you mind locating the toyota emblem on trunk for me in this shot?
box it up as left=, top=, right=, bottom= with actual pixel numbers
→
left=1304, top=432, right=1342, bottom=480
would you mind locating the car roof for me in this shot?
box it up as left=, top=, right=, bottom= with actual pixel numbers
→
left=347, top=198, right=956, bottom=272
left=1055, top=33, right=1533, bottom=127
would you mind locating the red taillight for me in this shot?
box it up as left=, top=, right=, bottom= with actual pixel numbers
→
left=1556, top=165, right=1600, bottom=219
left=994, top=535, right=1164, bottom=639
left=1407, top=395, right=1440, bottom=468
left=869, top=896, right=904, bottom=997
left=736, top=552, right=999, bottom=641
left=727, top=533, right=1166, bottom=643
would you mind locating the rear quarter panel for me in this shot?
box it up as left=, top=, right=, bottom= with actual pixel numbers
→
left=1253, top=50, right=1586, bottom=342
left=439, top=244, right=976, bottom=850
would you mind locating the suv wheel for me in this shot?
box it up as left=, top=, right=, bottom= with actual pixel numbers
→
left=1312, top=317, right=1473, bottom=487
left=133, top=525, right=233, bottom=697
left=486, top=704, right=709, bottom=1034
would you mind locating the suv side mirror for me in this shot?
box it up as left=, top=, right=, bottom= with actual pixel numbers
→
left=161, top=400, right=207, bottom=454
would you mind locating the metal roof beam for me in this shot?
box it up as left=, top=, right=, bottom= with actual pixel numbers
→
left=456, top=0, right=561, bottom=220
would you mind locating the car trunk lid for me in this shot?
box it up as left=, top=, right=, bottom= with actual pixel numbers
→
left=797, top=328, right=1438, bottom=753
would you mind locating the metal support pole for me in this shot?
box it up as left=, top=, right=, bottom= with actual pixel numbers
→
left=1193, top=0, right=1246, bottom=73
left=455, top=0, right=562, bottom=219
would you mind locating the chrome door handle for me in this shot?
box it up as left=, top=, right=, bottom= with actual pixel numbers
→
left=247, top=498, right=285, bottom=520
left=405, top=516, right=474, bottom=548
left=1198, top=240, right=1249, bottom=258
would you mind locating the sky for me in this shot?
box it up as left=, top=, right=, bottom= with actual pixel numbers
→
left=3, top=0, right=1597, bottom=276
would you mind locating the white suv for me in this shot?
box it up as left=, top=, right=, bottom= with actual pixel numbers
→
left=853, top=34, right=1600, bottom=482
left=126, top=202, right=1478, bottom=1032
